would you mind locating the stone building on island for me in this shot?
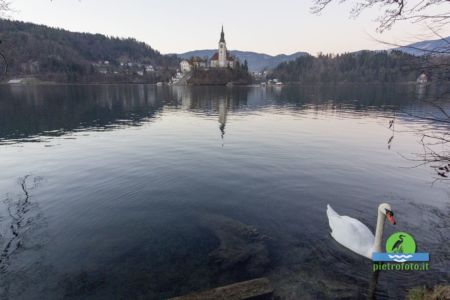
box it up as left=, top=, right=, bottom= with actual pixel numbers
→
left=210, top=26, right=235, bottom=69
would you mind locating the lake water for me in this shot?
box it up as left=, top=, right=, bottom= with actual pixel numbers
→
left=0, top=84, right=449, bottom=299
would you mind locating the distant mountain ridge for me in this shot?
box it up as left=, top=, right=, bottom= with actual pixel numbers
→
left=177, top=36, right=450, bottom=72
left=176, top=50, right=309, bottom=72
left=394, top=36, right=450, bottom=56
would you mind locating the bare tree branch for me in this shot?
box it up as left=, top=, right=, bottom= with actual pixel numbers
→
left=311, top=0, right=450, bottom=32
left=0, top=0, right=11, bottom=17
left=313, top=1, right=450, bottom=180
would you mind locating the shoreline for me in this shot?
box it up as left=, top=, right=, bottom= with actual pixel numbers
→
left=1, top=81, right=441, bottom=87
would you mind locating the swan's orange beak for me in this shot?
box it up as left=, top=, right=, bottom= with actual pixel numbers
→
left=386, top=211, right=396, bottom=225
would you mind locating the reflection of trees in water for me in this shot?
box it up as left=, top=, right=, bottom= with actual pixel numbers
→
left=170, top=86, right=249, bottom=111
left=0, top=85, right=164, bottom=143
left=271, top=84, right=419, bottom=109
left=384, top=84, right=450, bottom=181
left=1, top=84, right=433, bottom=146
left=0, top=175, right=44, bottom=299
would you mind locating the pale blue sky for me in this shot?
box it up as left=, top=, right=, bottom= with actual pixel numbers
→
left=9, top=0, right=450, bottom=55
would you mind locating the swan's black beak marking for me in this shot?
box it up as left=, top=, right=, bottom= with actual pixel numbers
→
left=386, top=209, right=396, bottom=225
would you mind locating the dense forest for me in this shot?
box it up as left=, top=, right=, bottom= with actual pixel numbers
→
left=0, top=19, right=179, bottom=83
left=188, top=61, right=253, bottom=85
left=270, top=50, right=440, bottom=83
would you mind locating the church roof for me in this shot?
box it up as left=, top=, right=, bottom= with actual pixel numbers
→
left=220, top=26, right=225, bottom=43
left=211, top=51, right=234, bottom=61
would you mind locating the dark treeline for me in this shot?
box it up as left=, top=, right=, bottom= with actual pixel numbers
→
left=0, top=19, right=179, bottom=83
left=188, top=60, right=252, bottom=85
left=270, top=50, right=447, bottom=83
left=231, top=59, right=253, bottom=84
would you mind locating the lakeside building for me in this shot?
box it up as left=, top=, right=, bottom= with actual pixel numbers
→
left=190, top=56, right=208, bottom=69
left=180, top=57, right=208, bottom=73
left=417, top=72, right=428, bottom=84
left=180, top=60, right=192, bottom=73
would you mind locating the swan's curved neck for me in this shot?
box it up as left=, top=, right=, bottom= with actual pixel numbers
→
left=373, top=209, right=385, bottom=253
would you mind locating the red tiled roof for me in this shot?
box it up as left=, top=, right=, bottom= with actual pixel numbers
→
left=211, top=51, right=234, bottom=61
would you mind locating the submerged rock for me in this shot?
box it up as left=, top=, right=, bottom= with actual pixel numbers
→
left=199, top=214, right=271, bottom=281
left=407, top=285, right=450, bottom=300
left=169, top=277, right=273, bottom=300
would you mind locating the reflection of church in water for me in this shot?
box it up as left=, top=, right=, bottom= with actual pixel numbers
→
left=218, top=98, right=228, bottom=140
left=170, top=87, right=254, bottom=144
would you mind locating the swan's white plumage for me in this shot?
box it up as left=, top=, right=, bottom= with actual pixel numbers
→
left=327, top=204, right=375, bottom=259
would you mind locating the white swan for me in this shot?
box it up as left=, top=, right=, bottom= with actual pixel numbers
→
left=327, top=203, right=396, bottom=259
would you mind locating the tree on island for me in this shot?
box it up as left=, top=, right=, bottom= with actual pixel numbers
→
left=243, top=60, right=249, bottom=72
left=232, top=60, right=252, bottom=83
left=311, top=0, right=450, bottom=180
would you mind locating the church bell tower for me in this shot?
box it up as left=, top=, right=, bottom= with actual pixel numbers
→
left=218, top=26, right=227, bottom=67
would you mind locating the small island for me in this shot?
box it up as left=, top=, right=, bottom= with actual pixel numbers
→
left=173, top=27, right=252, bottom=86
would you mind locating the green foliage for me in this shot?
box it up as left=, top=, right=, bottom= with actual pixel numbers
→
left=0, top=19, right=178, bottom=83
left=271, top=51, right=427, bottom=83
left=232, top=60, right=252, bottom=84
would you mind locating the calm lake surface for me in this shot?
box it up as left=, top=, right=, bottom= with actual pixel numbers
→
left=0, top=84, right=449, bottom=299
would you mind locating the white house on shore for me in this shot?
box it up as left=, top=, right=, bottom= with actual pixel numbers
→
left=180, top=57, right=207, bottom=73
left=180, top=60, right=191, bottom=73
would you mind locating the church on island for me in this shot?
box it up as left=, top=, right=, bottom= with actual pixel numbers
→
left=180, top=26, right=235, bottom=73
left=210, top=26, right=235, bottom=68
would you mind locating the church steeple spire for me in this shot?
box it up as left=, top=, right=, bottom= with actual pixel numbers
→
left=211, top=25, right=234, bottom=69
left=219, top=25, right=225, bottom=43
